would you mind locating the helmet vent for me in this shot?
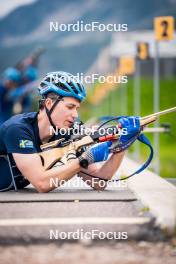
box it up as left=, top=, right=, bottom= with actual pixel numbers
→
left=69, top=82, right=79, bottom=94
left=55, top=82, right=68, bottom=91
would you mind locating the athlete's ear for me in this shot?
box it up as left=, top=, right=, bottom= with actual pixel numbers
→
left=44, top=97, right=53, bottom=110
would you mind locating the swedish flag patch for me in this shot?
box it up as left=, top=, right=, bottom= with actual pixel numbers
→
left=19, top=140, right=34, bottom=149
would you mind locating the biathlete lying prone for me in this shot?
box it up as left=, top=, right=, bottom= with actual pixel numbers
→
left=0, top=71, right=140, bottom=192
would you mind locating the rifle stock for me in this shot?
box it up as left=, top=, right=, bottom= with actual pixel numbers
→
left=39, top=136, right=94, bottom=170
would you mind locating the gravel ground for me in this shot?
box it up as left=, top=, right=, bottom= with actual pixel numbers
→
left=0, top=240, right=176, bottom=264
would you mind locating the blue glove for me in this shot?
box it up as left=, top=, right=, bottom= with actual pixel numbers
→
left=82, top=141, right=112, bottom=164
left=118, top=116, right=140, bottom=143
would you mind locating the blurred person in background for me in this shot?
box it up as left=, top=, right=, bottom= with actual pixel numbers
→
left=9, top=65, right=38, bottom=115
left=0, top=67, right=22, bottom=124
left=6, top=47, right=44, bottom=116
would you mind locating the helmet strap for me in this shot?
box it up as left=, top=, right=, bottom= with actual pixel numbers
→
left=44, top=97, right=64, bottom=130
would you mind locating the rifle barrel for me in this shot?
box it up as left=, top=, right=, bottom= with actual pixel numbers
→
left=141, top=106, right=176, bottom=120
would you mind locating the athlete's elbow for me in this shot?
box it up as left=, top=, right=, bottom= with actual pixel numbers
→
left=35, top=178, right=51, bottom=193
left=36, top=184, right=49, bottom=193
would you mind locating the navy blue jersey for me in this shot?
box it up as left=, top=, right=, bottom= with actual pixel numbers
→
left=0, top=111, right=73, bottom=155
left=0, top=112, right=41, bottom=155
left=0, top=112, right=75, bottom=191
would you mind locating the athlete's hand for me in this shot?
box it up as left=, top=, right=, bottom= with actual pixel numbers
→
left=118, top=116, right=140, bottom=143
left=81, top=141, right=112, bottom=165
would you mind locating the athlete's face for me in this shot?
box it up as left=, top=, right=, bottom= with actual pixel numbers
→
left=47, top=97, right=80, bottom=129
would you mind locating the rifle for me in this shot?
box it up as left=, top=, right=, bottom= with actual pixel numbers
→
left=15, top=47, right=45, bottom=71
left=39, top=106, right=176, bottom=170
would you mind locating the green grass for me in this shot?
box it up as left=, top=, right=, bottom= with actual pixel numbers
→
left=80, top=77, right=176, bottom=178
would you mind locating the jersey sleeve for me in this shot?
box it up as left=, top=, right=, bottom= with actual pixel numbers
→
left=3, top=125, right=38, bottom=154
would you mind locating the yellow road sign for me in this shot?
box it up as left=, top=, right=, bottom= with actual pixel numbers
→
left=119, top=57, right=135, bottom=75
left=137, top=42, right=150, bottom=60
left=154, top=16, right=174, bottom=41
